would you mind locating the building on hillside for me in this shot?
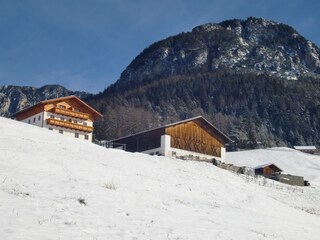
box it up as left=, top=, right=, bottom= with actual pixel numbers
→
left=254, top=163, right=307, bottom=186
left=254, top=163, right=282, bottom=177
left=111, top=116, right=232, bottom=161
left=293, top=146, right=318, bottom=154
left=11, top=96, right=102, bottom=142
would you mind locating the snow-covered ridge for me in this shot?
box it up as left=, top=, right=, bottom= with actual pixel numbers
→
left=0, top=117, right=320, bottom=239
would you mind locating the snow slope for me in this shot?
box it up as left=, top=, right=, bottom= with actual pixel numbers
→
left=226, top=148, right=320, bottom=184
left=0, top=117, right=320, bottom=240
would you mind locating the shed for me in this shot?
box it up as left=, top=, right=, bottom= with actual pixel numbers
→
left=293, top=146, right=318, bottom=154
left=254, top=163, right=282, bottom=177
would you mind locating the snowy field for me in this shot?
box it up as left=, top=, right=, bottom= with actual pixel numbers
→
left=0, top=117, right=320, bottom=240
left=226, top=148, right=320, bottom=185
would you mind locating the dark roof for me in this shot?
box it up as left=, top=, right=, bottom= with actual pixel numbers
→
left=112, top=116, right=232, bottom=143
left=254, top=163, right=283, bottom=172
left=11, top=95, right=102, bottom=120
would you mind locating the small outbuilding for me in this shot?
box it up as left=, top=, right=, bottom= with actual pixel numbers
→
left=254, top=163, right=282, bottom=177
left=293, top=146, right=318, bottom=154
left=254, top=163, right=307, bottom=186
left=112, top=116, right=231, bottom=161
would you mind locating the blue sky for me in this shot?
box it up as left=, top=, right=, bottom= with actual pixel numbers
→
left=0, top=0, right=319, bottom=93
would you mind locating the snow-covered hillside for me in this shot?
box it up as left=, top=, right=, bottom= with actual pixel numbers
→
left=0, top=117, right=320, bottom=240
left=226, top=148, right=320, bottom=185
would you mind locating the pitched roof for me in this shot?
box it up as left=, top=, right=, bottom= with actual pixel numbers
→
left=112, top=116, right=232, bottom=143
left=293, top=146, right=317, bottom=150
left=254, top=163, right=283, bottom=172
left=11, top=95, right=102, bottom=120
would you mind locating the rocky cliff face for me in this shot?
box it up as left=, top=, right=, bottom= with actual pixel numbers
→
left=118, top=17, right=320, bottom=85
left=0, top=85, right=91, bottom=117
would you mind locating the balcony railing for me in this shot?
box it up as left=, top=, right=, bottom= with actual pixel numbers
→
left=49, top=107, right=90, bottom=120
left=47, top=118, right=93, bottom=133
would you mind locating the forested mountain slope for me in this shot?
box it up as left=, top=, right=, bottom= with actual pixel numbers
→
left=88, top=17, right=320, bottom=147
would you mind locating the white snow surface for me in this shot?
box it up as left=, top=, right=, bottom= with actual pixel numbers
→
left=226, top=148, right=320, bottom=184
left=0, top=117, right=320, bottom=240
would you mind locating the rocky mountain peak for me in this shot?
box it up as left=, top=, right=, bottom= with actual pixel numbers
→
left=118, top=17, right=320, bottom=85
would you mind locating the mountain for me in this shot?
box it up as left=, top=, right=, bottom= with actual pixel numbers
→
left=0, top=84, right=91, bottom=117
left=89, top=17, right=320, bottom=147
left=1, top=116, right=320, bottom=239
left=118, top=17, right=320, bottom=85
left=1, top=17, right=319, bottom=147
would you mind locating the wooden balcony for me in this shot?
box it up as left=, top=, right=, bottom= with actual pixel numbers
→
left=47, top=118, right=93, bottom=133
left=49, top=107, right=90, bottom=120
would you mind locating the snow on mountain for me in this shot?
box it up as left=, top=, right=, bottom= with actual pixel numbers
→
left=0, top=116, right=320, bottom=239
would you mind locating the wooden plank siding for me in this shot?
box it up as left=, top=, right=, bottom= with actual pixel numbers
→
left=63, top=99, right=96, bottom=121
left=46, top=118, right=93, bottom=133
left=15, top=104, right=45, bottom=121
left=45, top=100, right=94, bottom=121
left=255, top=164, right=282, bottom=177
left=165, top=119, right=224, bottom=157
left=112, top=116, right=231, bottom=158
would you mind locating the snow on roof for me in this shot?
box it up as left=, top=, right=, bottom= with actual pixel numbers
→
left=293, top=146, right=317, bottom=150
left=253, top=163, right=282, bottom=171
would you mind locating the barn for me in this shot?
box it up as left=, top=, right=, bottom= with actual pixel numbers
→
left=293, top=146, right=318, bottom=154
left=112, top=116, right=231, bottom=161
left=254, top=163, right=283, bottom=177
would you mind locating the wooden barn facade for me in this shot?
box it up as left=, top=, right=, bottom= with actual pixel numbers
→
left=112, top=116, right=231, bottom=161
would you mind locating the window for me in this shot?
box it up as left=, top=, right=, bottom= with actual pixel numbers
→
left=50, top=115, right=54, bottom=119
left=59, top=105, right=66, bottom=109
left=74, top=108, right=80, bottom=112
left=33, top=117, right=36, bottom=123
left=48, top=128, right=53, bottom=131
left=38, top=116, right=41, bottom=121
left=83, top=122, right=87, bottom=126
left=85, top=135, right=89, bottom=140
left=59, top=130, right=63, bottom=134
left=60, top=117, right=64, bottom=121
left=74, top=120, right=77, bottom=124
left=75, top=133, right=79, bottom=138
left=28, top=119, right=31, bottom=124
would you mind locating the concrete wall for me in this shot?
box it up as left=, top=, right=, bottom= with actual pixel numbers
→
left=213, top=159, right=245, bottom=174
left=274, top=174, right=305, bottom=186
